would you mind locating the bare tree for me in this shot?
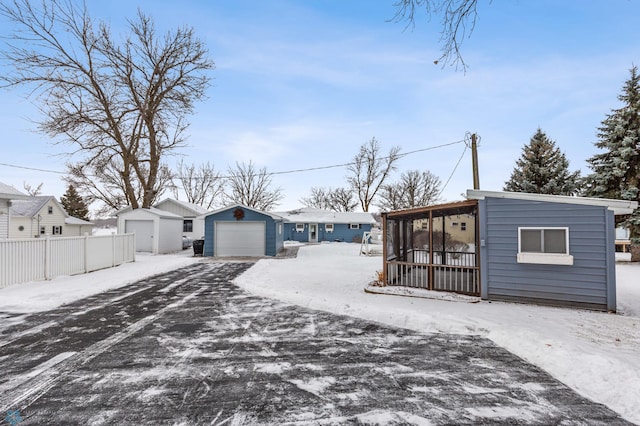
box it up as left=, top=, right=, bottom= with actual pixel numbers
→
left=224, top=161, right=283, bottom=211
left=378, top=169, right=442, bottom=211
left=0, top=1, right=213, bottom=211
left=22, top=182, right=43, bottom=196
left=300, top=186, right=358, bottom=212
left=391, top=0, right=479, bottom=71
left=172, top=160, right=224, bottom=209
left=346, top=138, right=401, bottom=212
left=330, top=187, right=359, bottom=212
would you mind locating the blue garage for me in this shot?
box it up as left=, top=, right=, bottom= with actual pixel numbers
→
left=203, top=204, right=285, bottom=257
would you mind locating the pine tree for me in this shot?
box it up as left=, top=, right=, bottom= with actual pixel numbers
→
left=60, top=184, right=90, bottom=221
left=504, top=128, right=581, bottom=195
left=586, top=66, right=640, bottom=261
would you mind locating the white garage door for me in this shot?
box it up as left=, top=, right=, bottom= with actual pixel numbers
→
left=125, top=220, right=154, bottom=252
left=215, top=221, right=265, bottom=257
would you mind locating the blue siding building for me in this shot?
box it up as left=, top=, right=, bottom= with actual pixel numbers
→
left=203, top=204, right=284, bottom=257
left=382, top=190, right=637, bottom=311
left=275, top=208, right=377, bottom=243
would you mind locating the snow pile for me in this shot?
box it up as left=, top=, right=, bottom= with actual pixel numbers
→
left=0, top=251, right=199, bottom=314
left=234, top=243, right=640, bottom=424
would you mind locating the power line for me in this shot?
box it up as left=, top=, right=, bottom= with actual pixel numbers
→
left=0, top=139, right=466, bottom=180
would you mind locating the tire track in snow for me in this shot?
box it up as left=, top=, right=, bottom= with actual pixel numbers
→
left=0, top=286, right=207, bottom=413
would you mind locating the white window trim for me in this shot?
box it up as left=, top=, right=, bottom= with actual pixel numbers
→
left=295, top=223, right=305, bottom=232
left=349, top=224, right=360, bottom=229
left=517, top=227, right=573, bottom=266
left=325, top=223, right=334, bottom=233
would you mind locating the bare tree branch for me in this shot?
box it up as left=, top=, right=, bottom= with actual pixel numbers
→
left=224, top=161, right=283, bottom=211
left=346, top=137, right=401, bottom=212
left=172, top=159, right=224, bottom=209
left=391, top=0, right=479, bottom=71
left=377, top=169, right=443, bottom=211
left=0, top=1, right=213, bottom=210
left=300, top=186, right=358, bottom=212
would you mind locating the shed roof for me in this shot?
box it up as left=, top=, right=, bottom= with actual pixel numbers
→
left=154, top=198, right=210, bottom=215
left=467, top=190, right=638, bottom=215
left=0, top=182, right=29, bottom=199
left=65, top=216, right=94, bottom=226
left=275, top=207, right=377, bottom=224
left=204, top=204, right=284, bottom=221
left=119, top=207, right=183, bottom=219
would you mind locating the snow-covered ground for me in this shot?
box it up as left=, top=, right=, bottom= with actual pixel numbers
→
left=0, top=243, right=638, bottom=423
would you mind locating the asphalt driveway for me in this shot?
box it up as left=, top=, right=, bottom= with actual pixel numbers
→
left=0, top=262, right=632, bottom=425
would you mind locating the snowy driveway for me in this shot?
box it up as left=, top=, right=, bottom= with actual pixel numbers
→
left=0, top=262, right=631, bottom=425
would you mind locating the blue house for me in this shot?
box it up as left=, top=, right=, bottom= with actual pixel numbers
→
left=275, top=208, right=378, bottom=243
left=382, top=190, right=637, bottom=311
left=203, top=204, right=285, bottom=257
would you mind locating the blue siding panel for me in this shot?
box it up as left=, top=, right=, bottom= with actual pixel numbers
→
left=284, top=222, right=372, bottom=243
left=204, top=207, right=282, bottom=257
left=479, top=197, right=614, bottom=311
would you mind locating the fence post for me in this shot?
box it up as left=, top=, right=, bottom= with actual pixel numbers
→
left=45, top=235, right=51, bottom=280
left=112, top=232, right=116, bottom=267
left=84, top=233, right=89, bottom=273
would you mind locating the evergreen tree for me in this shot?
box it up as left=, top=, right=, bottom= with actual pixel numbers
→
left=504, top=128, right=580, bottom=195
left=60, top=184, right=90, bottom=221
left=586, top=66, right=640, bottom=260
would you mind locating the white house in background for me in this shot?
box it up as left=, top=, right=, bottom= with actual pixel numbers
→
left=0, top=182, right=30, bottom=239
left=116, top=207, right=183, bottom=254
left=9, top=196, right=94, bottom=238
left=153, top=198, right=210, bottom=240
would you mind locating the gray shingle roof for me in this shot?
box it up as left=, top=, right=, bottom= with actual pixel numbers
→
left=9, top=196, right=55, bottom=217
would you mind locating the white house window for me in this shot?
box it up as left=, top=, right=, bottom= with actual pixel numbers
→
left=52, top=226, right=62, bottom=235
left=452, top=222, right=459, bottom=226
left=296, top=223, right=305, bottom=232
left=18, top=225, right=24, bottom=232
left=517, top=227, right=573, bottom=265
left=349, top=224, right=360, bottom=230
left=183, top=220, right=193, bottom=233
left=461, top=222, right=467, bottom=231
left=325, top=224, right=334, bottom=233
left=48, top=206, right=53, bottom=214
left=40, top=226, right=46, bottom=235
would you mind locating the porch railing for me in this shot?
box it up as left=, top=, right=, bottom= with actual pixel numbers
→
left=385, top=249, right=480, bottom=296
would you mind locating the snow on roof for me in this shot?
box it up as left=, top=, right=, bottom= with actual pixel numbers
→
left=119, top=206, right=184, bottom=219
left=65, top=216, right=94, bottom=226
left=154, top=198, right=210, bottom=215
left=467, top=190, right=638, bottom=215
left=275, top=207, right=377, bottom=224
left=10, top=196, right=63, bottom=218
left=0, top=182, right=29, bottom=199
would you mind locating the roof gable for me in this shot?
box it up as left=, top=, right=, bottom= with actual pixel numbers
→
left=154, top=198, right=210, bottom=216
left=205, top=204, right=284, bottom=221
left=10, top=196, right=68, bottom=218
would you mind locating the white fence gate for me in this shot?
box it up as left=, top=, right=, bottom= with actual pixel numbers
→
left=0, top=233, right=135, bottom=288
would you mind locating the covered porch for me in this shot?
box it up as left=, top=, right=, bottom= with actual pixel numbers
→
left=382, top=200, right=480, bottom=296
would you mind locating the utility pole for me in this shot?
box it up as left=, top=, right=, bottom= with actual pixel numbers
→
left=471, top=133, right=480, bottom=190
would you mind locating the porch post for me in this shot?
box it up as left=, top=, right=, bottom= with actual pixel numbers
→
left=429, top=210, right=433, bottom=291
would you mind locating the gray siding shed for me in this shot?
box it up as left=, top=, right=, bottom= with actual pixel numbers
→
left=475, top=194, right=622, bottom=311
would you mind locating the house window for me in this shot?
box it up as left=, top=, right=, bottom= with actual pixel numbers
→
left=183, top=220, right=193, bottom=233
left=461, top=222, right=467, bottom=231
left=52, top=226, right=62, bottom=235
left=517, top=227, right=573, bottom=265
left=278, top=223, right=282, bottom=234
left=349, top=224, right=360, bottom=229
left=18, top=225, right=24, bottom=232
left=452, top=222, right=459, bottom=226
left=296, top=223, right=305, bottom=232
left=40, top=226, right=46, bottom=235
left=48, top=206, right=53, bottom=214
left=325, top=224, right=334, bottom=233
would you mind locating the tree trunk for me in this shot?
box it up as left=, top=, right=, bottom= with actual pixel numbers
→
left=630, top=243, right=640, bottom=262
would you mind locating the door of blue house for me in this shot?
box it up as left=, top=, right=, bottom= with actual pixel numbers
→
left=309, top=223, right=318, bottom=243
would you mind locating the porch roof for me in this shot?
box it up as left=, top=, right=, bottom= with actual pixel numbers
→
left=382, top=200, right=478, bottom=220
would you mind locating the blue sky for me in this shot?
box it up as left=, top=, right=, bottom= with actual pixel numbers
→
left=1, top=0, right=640, bottom=213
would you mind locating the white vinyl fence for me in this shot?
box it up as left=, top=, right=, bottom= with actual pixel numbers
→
left=0, top=233, right=135, bottom=288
